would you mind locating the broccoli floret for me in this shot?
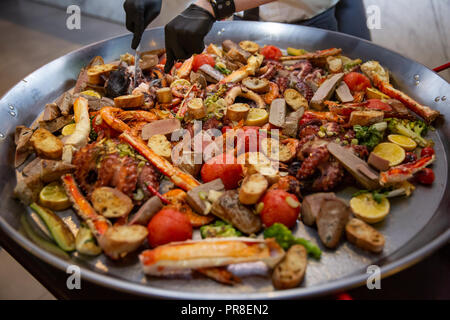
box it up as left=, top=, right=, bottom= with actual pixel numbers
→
left=200, top=220, right=242, bottom=239
left=387, top=118, right=430, bottom=147
left=263, top=223, right=322, bottom=259
left=353, top=123, right=386, bottom=150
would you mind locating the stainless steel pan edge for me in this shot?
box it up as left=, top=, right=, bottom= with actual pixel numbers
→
left=0, top=21, right=449, bottom=299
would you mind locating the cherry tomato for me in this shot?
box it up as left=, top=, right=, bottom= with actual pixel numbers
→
left=201, top=153, right=243, bottom=189
left=147, top=208, right=193, bottom=247
left=421, top=147, right=435, bottom=158
left=174, top=62, right=183, bottom=69
left=260, top=45, right=282, bottom=61
left=366, top=99, right=392, bottom=112
left=260, top=190, right=301, bottom=228
left=343, top=72, right=372, bottom=92
left=403, top=152, right=418, bottom=164
left=416, top=168, right=435, bottom=185
left=192, top=54, right=215, bottom=72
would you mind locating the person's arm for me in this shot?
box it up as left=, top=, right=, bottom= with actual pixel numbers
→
left=164, top=0, right=279, bottom=72
left=194, top=0, right=275, bottom=16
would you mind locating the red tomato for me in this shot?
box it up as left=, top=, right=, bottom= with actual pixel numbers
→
left=192, top=54, right=215, bottom=72
left=343, top=72, right=372, bottom=92
left=416, top=168, right=435, bottom=185
left=260, top=45, right=282, bottom=61
left=201, top=153, right=243, bottom=189
left=366, top=99, right=392, bottom=112
left=147, top=208, right=193, bottom=247
left=160, top=56, right=167, bottom=65
left=421, top=147, right=435, bottom=158
left=260, top=190, right=301, bottom=228
left=174, top=62, right=183, bottom=69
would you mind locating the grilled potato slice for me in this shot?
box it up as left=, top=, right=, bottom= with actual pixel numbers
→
left=99, top=225, right=148, bottom=260
left=87, top=63, right=118, bottom=85
left=239, top=173, right=268, bottom=205
left=242, top=77, right=270, bottom=93
left=187, top=98, right=207, bottom=119
left=91, top=187, right=133, bottom=218
left=272, top=245, right=307, bottom=290
left=226, top=103, right=250, bottom=122
left=30, top=128, right=63, bottom=160
left=148, top=134, right=172, bottom=161
left=239, top=41, right=260, bottom=54
left=114, top=94, right=145, bottom=109
left=346, top=218, right=385, bottom=253
left=284, top=89, right=308, bottom=111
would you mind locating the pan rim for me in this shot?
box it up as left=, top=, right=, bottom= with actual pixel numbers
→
left=0, top=21, right=449, bottom=299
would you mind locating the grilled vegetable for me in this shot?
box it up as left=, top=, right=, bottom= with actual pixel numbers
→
left=226, top=103, right=250, bottom=122
left=239, top=173, right=268, bottom=205
left=345, top=218, right=385, bottom=253
left=284, top=89, right=308, bottom=111
left=147, top=208, right=193, bottom=247
left=200, top=220, right=242, bottom=239
left=147, top=134, right=172, bottom=161
left=91, top=187, right=133, bottom=218
left=263, top=223, right=321, bottom=259
left=21, top=214, right=69, bottom=259
left=30, top=128, right=63, bottom=160
left=260, top=190, right=300, bottom=229
left=75, top=224, right=102, bottom=256
left=242, top=77, right=270, bottom=93
left=386, top=118, right=430, bottom=147
left=187, top=98, right=207, bottom=119
left=201, top=154, right=243, bottom=190
left=29, top=203, right=75, bottom=252
left=239, top=41, right=259, bottom=54
left=272, top=244, right=307, bottom=289
left=353, top=122, right=387, bottom=150
left=114, top=94, right=145, bottom=109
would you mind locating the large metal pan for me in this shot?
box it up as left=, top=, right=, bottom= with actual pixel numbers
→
left=0, top=22, right=449, bottom=299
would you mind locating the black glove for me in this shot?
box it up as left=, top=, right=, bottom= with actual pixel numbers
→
left=124, top=0, right=162, bottom=49
left=164, top=4, right=216, bottom=73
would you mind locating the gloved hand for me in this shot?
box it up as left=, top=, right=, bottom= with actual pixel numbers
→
left=124, top=0, right=162, bottom=49
left=164, top=4, right=216, bottom=73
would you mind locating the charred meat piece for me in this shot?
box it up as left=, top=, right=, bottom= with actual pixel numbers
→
left=211, top=190, right=262, bottom=235
left=106, top=68, right=130, bottom=98
left=316, top=199, right=351, bottom=249
left=301, top=192, right=337, bottom=226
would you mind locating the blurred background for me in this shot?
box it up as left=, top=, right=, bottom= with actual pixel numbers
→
left=0, top=0, right=448, bottom=299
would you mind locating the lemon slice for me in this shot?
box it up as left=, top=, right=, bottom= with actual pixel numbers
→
left=372, top=142, right=406, bottom=166
left=170, top=79, right=191, bottom=88
left=387, top=134, right=417, bottom=151
left=245, top=108, right=269, bottom=126
left=39, top=182, right=71, bottom=211
left=350, top=193, right=390, bottom=224
left=80, top=90, right=101, bottom=99
left=61, top=123, right=77, bottom=136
